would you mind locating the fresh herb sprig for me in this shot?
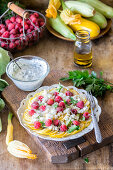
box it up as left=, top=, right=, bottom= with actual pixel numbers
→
left=60, top=70, right=113, bottom=97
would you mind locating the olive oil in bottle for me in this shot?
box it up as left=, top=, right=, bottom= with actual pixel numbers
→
left=74, top=30, right=92, bottom=68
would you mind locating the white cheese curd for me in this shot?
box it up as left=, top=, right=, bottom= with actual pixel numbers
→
left=48, top=125, right=59, bottom=131
left=64, top=108, right=71, bottom=114
left=78, top=106, right=88, bottom=113
left=73, top=95, right=81, bottom=102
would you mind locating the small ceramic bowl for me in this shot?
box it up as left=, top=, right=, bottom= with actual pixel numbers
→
left=6, top=55, right=50, bottom=91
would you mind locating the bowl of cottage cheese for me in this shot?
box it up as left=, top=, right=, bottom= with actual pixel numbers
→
left=6, top=55, right=50, bottom=91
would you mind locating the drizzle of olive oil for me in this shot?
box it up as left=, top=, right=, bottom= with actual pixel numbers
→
left=74, top=50, right=92, bottom=68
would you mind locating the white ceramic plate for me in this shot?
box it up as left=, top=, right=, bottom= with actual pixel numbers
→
left=17, top=84, right=101, bottom=141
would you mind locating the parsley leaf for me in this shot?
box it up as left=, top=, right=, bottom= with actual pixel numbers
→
left=60, top=70, right=113, bottom=97
left=54, top=104, right=58, bottom=108
left=70, top=97, right=78, bottom=104
left=81, top=116, right=85, bottom=121
left=56, top=84, right=63, bottom=92
left=84, top=157, right=89, bottom=163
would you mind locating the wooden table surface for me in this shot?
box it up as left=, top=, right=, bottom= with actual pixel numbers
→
left=1, top=1, right=113, bottom=168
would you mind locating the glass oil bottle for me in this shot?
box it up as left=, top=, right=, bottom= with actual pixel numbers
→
left=74, top=30, right=92, bottom=68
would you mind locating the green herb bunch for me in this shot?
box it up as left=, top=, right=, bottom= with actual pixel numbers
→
left=0, top=0, right=25, bottom=20
left=0, top=47, right=10, bottom=132
left=60, top=70, right=113, bottom=97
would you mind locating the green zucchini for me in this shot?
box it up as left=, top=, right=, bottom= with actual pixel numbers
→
left=65, top=1, right=95, bottom=17
left=87, top=11, right=107, bottom=29
left=48, top=14, right=76, bottom=41
left=78, top=0, right=113, bottom=18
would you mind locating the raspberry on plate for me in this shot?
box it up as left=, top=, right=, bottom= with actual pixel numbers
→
left=73, top=120, right=80, bottom=126
left=60, top=124, right=67, bottom=132
left=34, top=121, right=41, bottom=129
left=40, top=105, right=46, bottom=111
left=71, top=109, right=77, bottom=115
left=55, top=96, right=63, bottom=103
left=47, top=99, right=54, bottom=105
left=38, top=96, right=44, bottom=101
left=83, top=112, right=90, bottom=120
left=65, top=91, right=73, bottom=96
left=53, top=119, right=60, bottom=126
left=76, top=101, right=84, bottom=109
left=56, top=107, right=64, bottom=112
left=58, top=101, right=65, bottom=108
left=29, top=109, right=36, bottom=116
left=31, top=101, right=39, bottom=109
left=45, top=119, right=52, bottom=127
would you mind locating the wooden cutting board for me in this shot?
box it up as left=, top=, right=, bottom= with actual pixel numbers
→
left=2, top=70, right=113, bottom=163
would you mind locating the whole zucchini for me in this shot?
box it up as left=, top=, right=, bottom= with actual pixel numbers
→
left=78, top=0, right=113, bottom=19
left=70, top=18, right=100, bottom=39
left=87, top=11, right=107, bottom=29
left=65, top=1, right=95, bottom=17
left=48, top=14, right=76, bottom=40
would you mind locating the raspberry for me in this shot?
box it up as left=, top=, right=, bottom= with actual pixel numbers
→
left=71, top=109, right=77, bottom=115
left=1, top=42, right=7, bottom=48
left=19, top=28, right=23, bottom=33
left=21, top=21, right=27, bottom=26
left=10, top=29, right=17, bottom=35
left=60, top=125, right=67, bottom=132
left=27, top=29, right=32, bottom=33
left=66, top=99, right=71, bottom=105
left=53, top=119, right=60, bottom=126
left=26, top=19, right=31, bottom=25
left=15, top=40, right=20, bottom=46
left=38, top=96, right=44, bottom=101
left=73, top=120, right=80, bottom=126
left=53, top=92, right=59, bottom=96
left=5, top=19, right=11, bottom=25
left=24, top=24, right=29, bottom=30
left=40, top=21, right=44, bottom=27
left=31, top=101, right=39, bottom=109
left=0, top=24, right=5, bottom=29
left=32, top=17, right=37, bottom=23
left=29, top=109, right=36, bottom=116
left=8, top=23, right=15, bottom=31
left=30, top=25, right=34, bottom=30
left=56, top=107, right=64, bottom=112
left=10, top=16, right=16, bottom=22
left=34, top=121, right=41, bottom=129
left=16, top=17, right=22, bottom=24
left=9, top=42, right=16, bottom=49
left=2, top=31, right=10, bottom=38
left=58, top=101, right=65, bottom=108
left=38, top=18, right=44, bottom=22
left=55, top=96, right=63, bottom=103
left=76, top=101, right=84, bottom=109
left=40, top=105, right=46, bottom=111
left=34, top=13, right=39, bottom=18
left=45, top=119, right=52, bottom=127
left=15, top=23, right=21, bottom=30
left=47, top=99, right=54, bottom=105
left=65, top=91, right=73, bottom=96
left=10, top=34, right=16, bottom=42
left=0, top=28, right=6, bottom=34
left=83, top=112, right=90, bottom=120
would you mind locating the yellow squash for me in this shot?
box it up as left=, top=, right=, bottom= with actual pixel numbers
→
left=70, top=18, right=100, bottom=39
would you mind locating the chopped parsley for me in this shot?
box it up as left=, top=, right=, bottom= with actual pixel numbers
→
left=54, top=104, right=58, bottom=109
left=56, top=84, right=63, bottom=92
left=84, top=157, right=89, bottom=163
left=70, top=97, right=78, bottom=105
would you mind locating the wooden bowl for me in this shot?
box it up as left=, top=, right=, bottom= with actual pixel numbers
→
left=46, top=19, right=112, bottom=41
